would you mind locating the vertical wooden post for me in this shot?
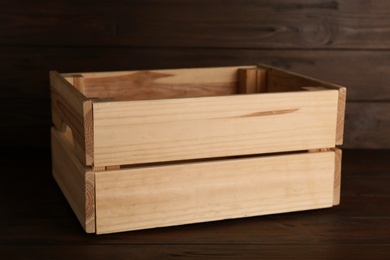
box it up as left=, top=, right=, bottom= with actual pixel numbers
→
left=238, top=68, right=257, bottom=94
left=333, top=148, right=342, bottom=205
left=238, top=68, right=267, bottom=94
left=256, top=68, right=267, bottom=93
left=73, top=75, right=85, bottom=94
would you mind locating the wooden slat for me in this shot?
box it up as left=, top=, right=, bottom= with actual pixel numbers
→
left=95, top=151, right=336, bottom=234
left=83, top=100, right=94, bottom=165
left=72, top=75, right=85, bottom=94
left=50, top=71, right=92, bottom=165
left=3, top=1, right=390, bottom=49
left=82, top=67, right=251, bottom=100
left=256, top=68, right=267, bottom=93
left=333, top=148, right=342, bottom=205
left=93, top=90, right=338, bottom=167
left=2, top=47, right=390, bottom=149
left=51, top=128, right=95, bottom=233
left=237, top=68, right=267, bottom=94
left=238, top=68, right=257, bottom=94
left=336, top=87, right=347, bottom=145
left=4, top=150, right=390, bottom=244
left=259, top=64, right=345, bottom=92
left=259, top=64, right=346, bottom=145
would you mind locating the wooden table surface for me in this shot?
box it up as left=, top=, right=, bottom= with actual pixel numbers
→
left=1, top=149, right=390, bottom=259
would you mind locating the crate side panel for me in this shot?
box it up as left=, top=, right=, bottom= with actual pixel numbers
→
left=257, top=64, right=346, bottom=145
left=93, top=90, right=339, bottom=167
left=51, top=128, right=95, bottom=233
left=83, top=66, right=253, bottom=100
left=95, top=151, right=335, bottom=234
left=258, top=64, right=346, bottom=92
left=50, top=71, right=91, bottom=165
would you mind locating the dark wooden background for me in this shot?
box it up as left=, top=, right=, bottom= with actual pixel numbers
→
left=2, top=0, right=390, bottom=153
left=2, top=1, right=390, bottom=259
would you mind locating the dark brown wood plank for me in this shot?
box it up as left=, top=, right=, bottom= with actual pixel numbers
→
left=2, top=215, right=390, bottom=245
left=3, top=47, right=390, bottom=101
left=343, top=102, right=390, bottom=148
left=2, top=244, right=390, bottom=260
left=2, top=0, right=390, bottom=49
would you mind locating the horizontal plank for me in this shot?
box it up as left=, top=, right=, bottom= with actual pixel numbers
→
left=2, top=0, right=390, bottom=49
left=81, top=66, right=250, bottom=100
left=2, top=47, right=390, bottom=101
left=1, top=149, right=388, bottom=219
left=95, top=152, right=336, bottom=234
left=2, top=149, right=390, bottom=255
left=93, top=91, right=338, bottom=166
left=2, top=47, right=390, bottom=149
left=2, top=244, right=390, bottom=260
left=2, top=102, right=390, bottom=151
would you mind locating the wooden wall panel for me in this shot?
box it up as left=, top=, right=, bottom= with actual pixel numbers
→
left=2, top=47, right=389, bottom=101
left=2, top=0, right=390, bottom=49
left=1, top=0, right=389, bottom=149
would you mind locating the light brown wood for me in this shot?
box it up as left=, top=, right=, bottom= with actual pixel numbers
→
left=93, top=166, right=106, bottom=172
left=93, top=165, right=120, bottom=171
left=336, top=87, right=347, bottom=145
left=50, top=71, right=92, bottom=165
left=93, top=90, right=339, bottom=167
left=333, top=148, right=342, bottom=206
left=50, top=65, right=344, bottom=234
left=51, top=127, right=95, bottom=233
left=256, top=68, right=267, bottom=93
left=238, top=68, right=267, bottom=94
left=238, top=68, right=257, bottom=94
left=258, top=64, right=345, bottom=92
left=83, top=101, right=94, bottom=165
left=73, top=75, right=85, bottom=94
left=257, top=64, right=346, bottom=145
left=81, top=66, right=254, bottom=100
left=106, top=165, right=120, bottom=170
left=94, top=151, right=336, bottom=234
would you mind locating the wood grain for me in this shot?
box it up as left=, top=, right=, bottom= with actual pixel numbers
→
left=2, top=1, right=390, bottom=151
left=3, top=0, right=390, bottom=49
left=93, top=90, right=338, bottom=166
left=50, top=71, right=91, bottom=165
left=333, top=148, right=342, bottom=205
left=3, top=47, right=389, bottom=101
left=343, top=102, right=390, bottom=148
left=51, top=128, right=95, bottom=233
left=2, top=150, right=390, bottom=256
left=2, top=244, right=390, bottom=260
left=81, top=66, right=247, bottom=100
left=95, top=151, right=336, bottom=234
left=2, top=47, right=390, bottom=149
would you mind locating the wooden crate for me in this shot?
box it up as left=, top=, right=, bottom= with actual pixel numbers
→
left=50, top=64, right=346, bottom=234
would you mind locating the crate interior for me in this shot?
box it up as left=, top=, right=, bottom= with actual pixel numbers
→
left=62, top=65, right=332, bottom=101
